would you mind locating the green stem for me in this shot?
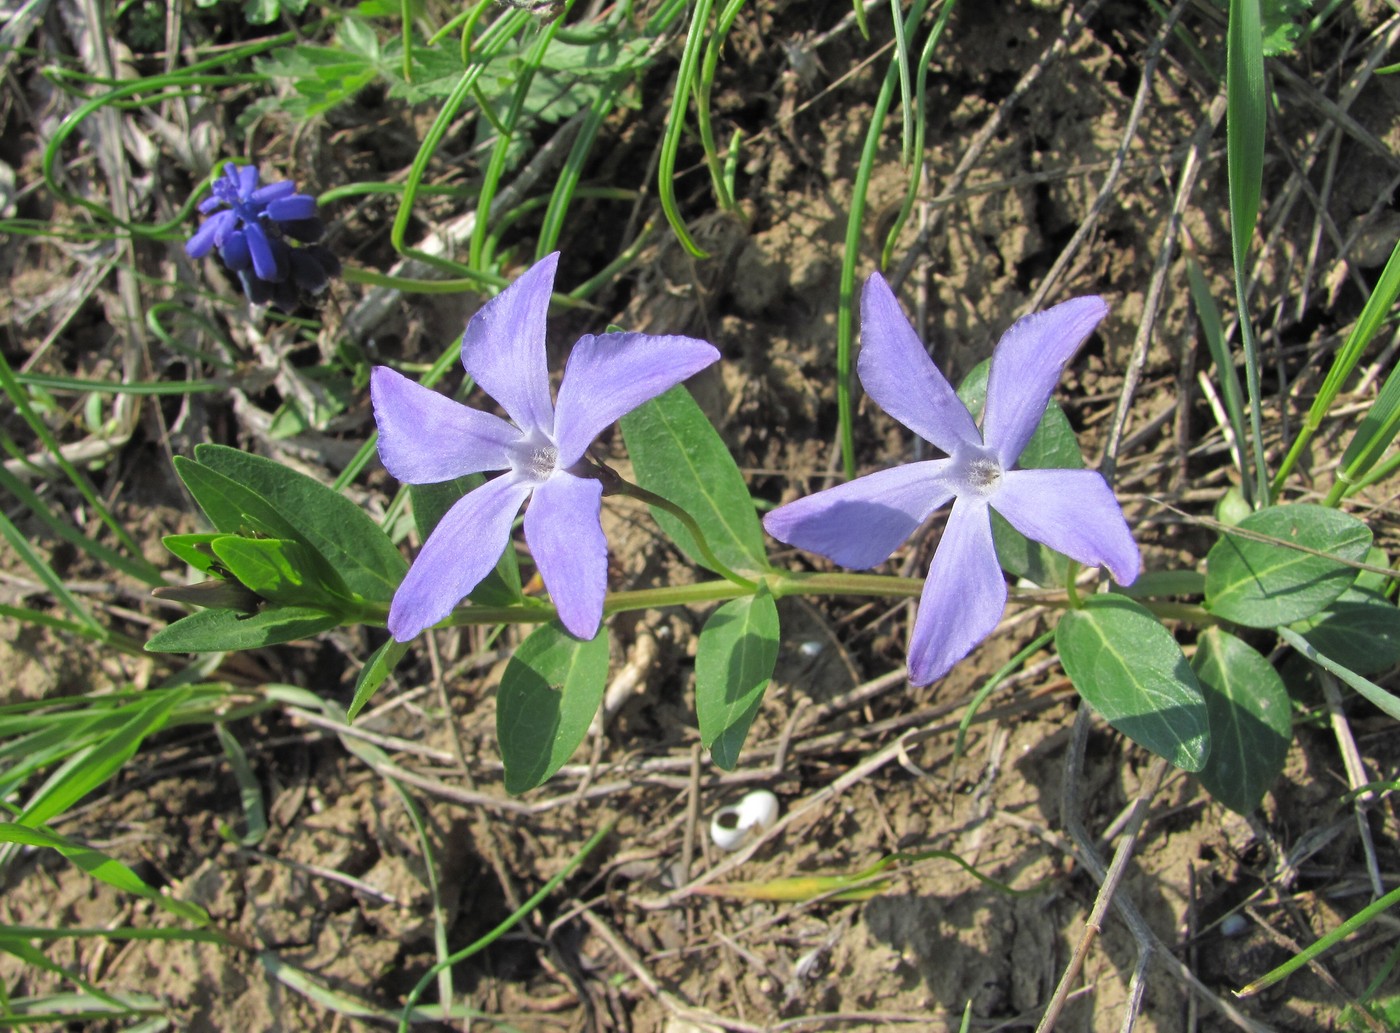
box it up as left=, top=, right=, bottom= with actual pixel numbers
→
left=1237, top=881, right=1400, bottom=998
left=396, top=820, right=614, bottom=1032
left=355, top=576, right=1216, bottom=635
left=607, top=476, right=758, bottom=589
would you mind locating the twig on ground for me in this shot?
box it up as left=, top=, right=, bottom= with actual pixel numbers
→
left=1042, top=707, right=1276, bottom=1033
left=1038, top=721, right=1167, bottom=1033
left=581, top=908, right=767, bottom=1033
left=1320, top=672, right=1385, bottom=898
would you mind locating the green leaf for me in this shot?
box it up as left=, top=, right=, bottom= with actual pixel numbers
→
left=193, top=444, right=407, bottom=604
left=497, top=623, right=610, bottom=794
left=211, top=536, right=354, bottom=610
left=1205, top=504, right=1372, bottom=626
left=347, top=638, right=410, bottom=720
left=1056, top=595, right=1210, bottom=771
left=214, top=722, right=267, bottom=847
left=0, top=823, right=208, bottom=925
left=18, top=689, right=189, bottom=828
left=1278, top=626, right=1400, bottom=721
left=1192, top=628, right=1291, bottom=814
left=410, top=477, right=521, bottom=606
left=161, top=533, right=224, bottom=575
left=695, top=585, right=780, bottom=770
left=1291, top=586, right=1400, bottom=675
left=1338, top=357, right=1400, bottom=494
left=1113, top=569, right=1208, bottom=598
left=620, top=385, right=767, bottom=576
left=146, top=605, right=340, bottom=653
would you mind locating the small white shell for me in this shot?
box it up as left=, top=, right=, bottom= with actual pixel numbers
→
left=710, top=789, right=781, bottom=851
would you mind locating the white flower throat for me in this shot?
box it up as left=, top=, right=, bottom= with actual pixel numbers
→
left=953, top=443, right=1003, bottom=498
left=508, top=434, right=559, bottom=481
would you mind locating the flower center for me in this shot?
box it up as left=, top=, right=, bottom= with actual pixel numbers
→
left=508, top=434, right=559, bottom=482
left=953, top=444, right=1003, bottom=499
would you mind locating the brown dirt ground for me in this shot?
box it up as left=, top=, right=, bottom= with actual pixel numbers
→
left=4, top=0, right=1400, bottom=1031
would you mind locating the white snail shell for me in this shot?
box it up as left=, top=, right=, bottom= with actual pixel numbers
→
left=709, top=789, right=781, bottom=851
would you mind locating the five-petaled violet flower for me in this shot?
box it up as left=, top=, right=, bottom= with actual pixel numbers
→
left=372, top=252, right=720, bottom=642
left=185, top=163, right=340, bottom=309
left=764, top=273, right=1141, bottom=686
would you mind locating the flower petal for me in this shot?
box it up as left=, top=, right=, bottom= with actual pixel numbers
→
left=553, top=332, right=720, bottom=465
left=387, top=475, right=533, bottom=641
left=251, top=181, right=296, bottom=204
left=461, top=252, right=559, bottom=436
left=524, top=472, right=607, bottom=639
left=219, top=230, right=252, bottom=271
left=186, top=210, right=235, bottom=258
left=371, top=366, right=517, bottom=484
left=992, top=468, right=1141, bottom=584
left=907, top=498, right=1007, bottom=685
left=983, top=296, right=1108, bottom=466
left=763, top=461, right=954, bottom=569
left=244, top=221, right=281, bottom=281
left=266, top=194, right=318, bottom=222
left=235, top=164, right=260, bottom=200
left=858, top=273, right=981, bottom=455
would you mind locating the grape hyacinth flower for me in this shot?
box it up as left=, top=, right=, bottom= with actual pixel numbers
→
left=764, top=274, right=1141, bottom=685
left=185, top=163, right=340, bottom=309
left=372, top=252, right=720, bottom=642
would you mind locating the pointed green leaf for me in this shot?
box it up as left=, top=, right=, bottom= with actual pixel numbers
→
left=347, top=638, right=410, bottom=720
left=1056, top=595, right=1210, bottom=771
left=1192, top=628, right=1290, bottom=814
left=695, top=585, right=780, bottom=770
left=18, top=688, right=189, bottom=828
left=146, top=605, right=340, bottom=653
left=1278, top=626, right=1400, bottom=722
left=1205, top=504, right=1372, bottom=626
left=1291, top=586, right=1400, bottom=675
left=161, top=533, right=224, bottom=575
left=193, top=444, right=407, bottom=603
left=174, top=455, right=304, bottom=540
left=498, top=623, right=610, bottom=794
left=214, top=722, right=267, bottom=847
left=211, top=536, right=354, bottom=610
left=619, top=385, right=767, bottom=575
left=0, top=823, right=208, bottom=925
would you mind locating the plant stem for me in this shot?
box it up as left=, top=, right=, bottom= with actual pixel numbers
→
left=604, top=475, right=759, bottom=589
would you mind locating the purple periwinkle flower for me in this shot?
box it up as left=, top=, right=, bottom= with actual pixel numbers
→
left=185, top=163, right=340, bottom=309
left=764, top=273, right=1141, bottom=685
left=372, top=252, right=720, bottom=642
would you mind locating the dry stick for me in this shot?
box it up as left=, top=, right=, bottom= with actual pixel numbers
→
left=13, top=0, right=147, bottom=481
left=1101, top=92, right=1227, bottom=485
left=580, top=910, right=767, bottom=1033
left=1026, top=0, right=1192, bottom=312
left=1296, top=123, right=1345, bottom=322
left=890, top=0, right=1111, bottom=292
left=1236, top=16, right=1400, bottom=365
left=1242, top=904, right=1382, bottom=1033
left=1320, top=672, right=1387, bottom=899
left=1186, top=863, right=1201, bottom=1033
left=1051, top=709, right=1277, bottom=1033
left=426, top=634, right=472, bottom=773
left=681, top=742, right=702, bottom=887
left=1037, top=720, right=1168, bottom=1033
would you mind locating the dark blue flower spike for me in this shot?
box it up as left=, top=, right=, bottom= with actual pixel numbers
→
left=185, top=163, right=340, bottom=309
